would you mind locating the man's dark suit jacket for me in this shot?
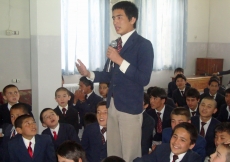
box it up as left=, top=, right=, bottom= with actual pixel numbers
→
left=184, top=105, right=200, bottom=116
left=42, top=123, right=80, bottom=150
left=172, top=86, right=190, bottom=107
left=75, top=91, right=102, bottom=127
left=219, top=69, right=230, bottom=75
left=191, top=116, right=220, bottom=156
left=217, top=104, right=230, bottom=122
left=167, top=81, right=191, bottom=98
left=0, top=102, right=33, bottom=128
left=162, top=127, right=206, bottom=161
left=204, top=87, right=225, bottom=96
left=133, top=143, right=202, bottom=162
left=54, top=106, right=79, bottom=134
left=141, top=111, right=155, bottom=156
left=81, top=122, right=107, bottom=162
left=8, top=134, right=56, bottom=162
left=94, top=31, right=154, bottom=114
left=147, top=105, right=173, bottom=141
left=165, top=97, right=176, bottom=108
left=200, top=92, right=225, bottom=117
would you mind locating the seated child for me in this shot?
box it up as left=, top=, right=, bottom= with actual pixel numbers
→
left=57, top=141, right=86, bottom=162
left=102, top=156, right=125, bottom=162
left=172, top=74, right=190, bottom=107
left=99, top=82, right=109, bottom=101
left=134, top=122, right=202, bottom=162
left=8, top=114, right=56, bottom=162
left=0, top=84, right=32, bottom=128
left=203, top=75, right=225, bottom=96
left=191, top=96, right=220, bottom=156
left=84, top=112, right=97, bottom=127
left=40, top=108, right=80, bottom=150
left=217, top=88, right=230, bottom=122
left=214, top=122, right=230, bottom=147
left=168, top=67, right=191, bottom=98
left=162, top=107, right=206, bottom=160
left=81, top=101, right=107, bottom=162
left=210, top=143, right=230, bottom=162
left=185, top=87, right=200, bottom=117
left=54, top=87, right=79, bottom=134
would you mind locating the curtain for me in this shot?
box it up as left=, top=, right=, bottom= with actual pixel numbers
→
left=61, top=0, right=110, bottom=75
left=134, top=0, right=188, bottom=70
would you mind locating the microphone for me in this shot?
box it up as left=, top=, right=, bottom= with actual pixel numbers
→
left=106, top=40, right=117, bottom=72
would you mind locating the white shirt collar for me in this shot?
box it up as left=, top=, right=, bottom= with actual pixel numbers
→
left=189, top=106, right=198, bottom=112
left=120, top=29, right=135, bottom=47
left=50, top=123, right=60, bottom=135
left=170, top=152, right=187, bottom=162
left=86, top=91, right=93, bottom=99
left=99, top=125, right=107, bottom=141
left=226, top=106, right=230, bottom=118
left=155, top=105, right=166, bottom=120
left=7, top=102, right=19, bottom=111
left=22, top=136, right=36, bottom=151
left=209, top=93, right=217, bottom=99
left=59, top=105, right=68, bottom=112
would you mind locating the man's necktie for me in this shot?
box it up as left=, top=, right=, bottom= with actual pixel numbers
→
left=172, top=154, right=178, bottom=162
left=117, top=37, right=122, bottom=53
left=181, top=91, right=184, bottom=96
left=28, top=142, right=33, bottom=158
left=200, top=122, right=206, bottom=137
left=53, top=131, right=58, bottom=140
left=11, top=129, right=16, bottom=138
left=156, top=112, right=162, bottom=133
left=62, top=108, right=66, bottom=116
left=191, top=111, right=196, bottom=117
left=101, top=127, right=107, bottom=145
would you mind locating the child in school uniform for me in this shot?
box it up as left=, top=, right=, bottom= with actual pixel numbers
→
left=99, top=82, right=109, bottom=101
left=8, top=114, right=56, bottom=162
left=185, top=87, right=200, bottom=117
left=81, top=101, right=107, bottom=162
left=40, top=108, right=80, bottom=150
left=217, top=88, right=230, bottom=122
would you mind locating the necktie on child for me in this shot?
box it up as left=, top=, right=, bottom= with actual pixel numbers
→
left=28, top=142, right=33, bottom=158
left=191, top=111, right=196, bottom=117
left=200, top=122, right=206, bottom=137
left=101, top=127, right=107, bottom=145
left=11, top=129, right=16, bottom=138
left=117, top=37, right=122, bottom=53
left=156, top=112, right=162, bottom=133
left=62, top=108, right=66, bottom=116
left=172, top=154, right=178, bottom=162
left=181, top=91, right=184, bottom=96
left=53, top=131, right=58, bottom=140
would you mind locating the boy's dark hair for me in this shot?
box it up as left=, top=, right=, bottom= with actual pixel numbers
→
left=40, top=108, right=57, bottom=123
left=99, top=82, right=109, bottom=87
left=55, top=87, right=70, bottom=97
left=201, top=96, right=217, bottom=108
left=225, top=88, right=230, bottom=96
left=185, top=87, right=200, bottom=100
left=174, top=67, right=184, bottom=74
left=57, top=141, right=86, bottom=162
left=143, top=93, right=149, bottom=106
left=102, top=156, right=125, bottom=162
left=11, top=103, right=29, bottom=114
left=80, top=77, right=94, bottom=90
left=215, top=122, right=230, bottom=135
left=171, top=107, right=191, bottom=121
left=172, top=122, right=198, bottom=145
left=150, top=87, right=167, bottom=103
left=96, top=101, right=107, bottom=109
left=15, top=114, right=34, bottom=129
left=208, top=78, right=220, bottom=86
left=112, top=1, right=138, bottom=28
left=3, top=84, right=19, bottom=95
left=84, top=113, right=97, bottom=127
left=147, top=86, right=158, bottom=96
left=175, top=74, right=187, bottom=82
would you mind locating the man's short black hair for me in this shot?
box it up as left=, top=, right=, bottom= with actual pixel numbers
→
left=185, top=87, right=200, bottom=100
left=99, top=82, right=109, bottom=87
left=172, top=122, right=198, bottom=145
left=57, top=141, right=86, bottom=162
left=112, top=1, right=138, bottom=28
left=174, top=67, right=184, bottom=74
left=150, top=87, right=167, bottom=103
left=208, top=78, right=220, bottom=86
left=225, top=88, right=230, bottom=96
left=3, top=84, right=19, bottom=95
left=102, top=156, right=125, bottom=162
left=11, top=103, right=29, bottom=114
left=215, top=122, right=230, bottom=135
left=175, top=74, right=187, bottom=82
left=171, top=107, right=191, bottom=121
left=40, top=108, right=57, bottom=124
left=147, top=86, right=158, bottom=96
left=55, top=87, right=70, bottom=97
left=143, top=93, right=149, bottom=106
left=84, top=113, right=97, bottom=127
left=80, top=77, right=94, bottom=90
left=15, top=114, right=34, bottom=129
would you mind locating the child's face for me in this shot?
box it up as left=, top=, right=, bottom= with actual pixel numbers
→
left=199, top=99, right=217, bottom=118
left=150, top=96, right=165, bottom=110
left=186, top=97, right=199, bottom=111
left=3, top=87, right=20, bottom=105
left=215, top=131, right=230, bottom=147
left=57, top=155, right=76, bottom=162
left=209, top=81, right=219, bottom=95
left=210, top=144, right=227, bottom=162
left=225, top=93, right=230, bottom=107
left=96, top=105, right=108, bottom=127
left=10, top=108, right=26, bottom=126
left=170, top=127, right=194, bottom=155
left=16, top=117, right=37, bottom=140
left=171, top=114, right=189, bottom=130
left=79, top=81, right=90, bottom=95
left=55, top=90, right=71, bottom=108
left=42, top=110, right=59, bottom=129
left=99, top=83, right=108, bottom=98
left=176, top=78, right=186, bottom=90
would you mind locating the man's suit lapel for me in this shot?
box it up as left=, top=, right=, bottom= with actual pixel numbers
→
left=17, top=136, right=32, bottom=160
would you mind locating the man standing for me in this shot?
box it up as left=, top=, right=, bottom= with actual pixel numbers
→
left=76, top=1, right=154, bottom=161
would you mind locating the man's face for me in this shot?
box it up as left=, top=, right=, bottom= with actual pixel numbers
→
left=150, top=96, right=165, bottom=111
left=186, top=97, right=199, bottom=111
left=112, top=9, right=136, bottom=36
left=96, top=105, right=108, bottom=127
left=199, top=99, right=217, bottom=118
left=79, top=81, right=90, bottom=95
left=210, top=144, right=227, bottom=162
left=55, top=90, right=71, bottom=108
left=17, top=117, right=37, bottom=139
left=170, top=128, right=195, bottom=155
left=209, top=81, right=219, bottom=95
left=3, top=87, right=20, bottom=105
left=10, top=108, right=26, bottom=126
left=42, top=110, right=59, bottom=129
left=225, top=93, right=230, bottom=107
left=176, top=78, right=186, bottom=90
left=214, top=131, right=230, bottom=147
left=171, top=114, right=189, bottom=130
left=99, top=83, right=108, bottom=98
